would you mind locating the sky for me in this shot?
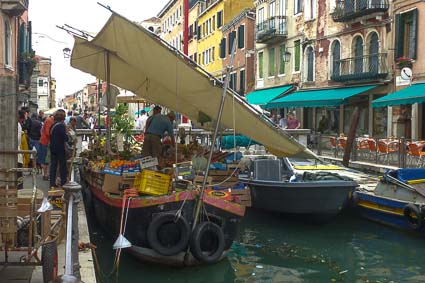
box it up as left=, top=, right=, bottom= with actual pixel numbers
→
left=29, top=0, right=169, bottom=103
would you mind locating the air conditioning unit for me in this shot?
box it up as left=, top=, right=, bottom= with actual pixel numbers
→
left=252, top=159, right=282, bottom=181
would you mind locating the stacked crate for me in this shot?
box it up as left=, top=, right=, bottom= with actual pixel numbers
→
left=0, top=188, right=17, bottom=247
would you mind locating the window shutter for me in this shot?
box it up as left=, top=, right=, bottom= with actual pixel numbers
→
left=295, top=41, right=301, bottom=72
left=410, top=9, right=418, bottom=59
left=240, top=70, right=245, bottom=94
left=228, top=31, right=236, bottom=54
left=220, top=38, right=226, bottom=58
left=217, top=11, right=223, bottom=28
left=238, top=25, right=245, bottom=49
left=197, top=25, right=201, bottom=39
left=394, top=14, right=403, bottom=60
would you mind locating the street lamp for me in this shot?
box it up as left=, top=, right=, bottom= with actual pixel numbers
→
left=284, top=48, right=291, bottom=63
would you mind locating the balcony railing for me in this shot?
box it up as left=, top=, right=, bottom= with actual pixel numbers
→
left=332, top=0, right=389, bottom=22
left=0, top=0, right=28, bottom=16
left=256, top=16, right=287, bottom=44
left=331, top=53, right=388, bottom=82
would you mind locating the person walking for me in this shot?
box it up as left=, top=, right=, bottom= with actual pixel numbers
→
left=135, top=110, right=148, bottom=132
left=49, top=110, right=68, bottom=189
left=28, top=113, right=42, bottom=171
left=141, top=106, right=175, bottom=159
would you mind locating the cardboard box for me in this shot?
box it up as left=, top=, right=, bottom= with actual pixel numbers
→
left=103, top=174, right=135, bottom=195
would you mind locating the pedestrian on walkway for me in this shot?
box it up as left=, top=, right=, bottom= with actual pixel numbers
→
left=49, top=110, right=68, bottom=189
left=39, top=114, right=54, bottom=180
left=28, top=113, right=42, bottom=171
left=285, top=112, right=300, bottom=129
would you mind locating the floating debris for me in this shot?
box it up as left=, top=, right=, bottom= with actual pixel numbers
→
left=339, top=270, right=348, bottom=274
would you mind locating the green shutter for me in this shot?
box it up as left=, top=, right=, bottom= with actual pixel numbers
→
left=295, top=40, right=300, bottom=72
left=410, top=9, right=418, bottom=59
left=220, top=38, right=226, bottom=58
left=279, top=44, right=286, bottom=74
left=238, top=25, right=245, bottom=49
left=269, top=48, right=275, bottom=76
left=394, top=14, right=404, bottom=59
left=259, top=52, right=264, bottom=79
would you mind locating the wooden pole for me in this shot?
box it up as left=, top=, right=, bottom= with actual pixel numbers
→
left=342, top=106, right=360, bottom=167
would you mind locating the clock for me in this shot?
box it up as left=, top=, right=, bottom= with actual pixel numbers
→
left=400, top=67, right=412, bottom=80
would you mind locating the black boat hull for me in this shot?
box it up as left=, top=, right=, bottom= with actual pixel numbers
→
left=241, top=178, right=356, bottom=218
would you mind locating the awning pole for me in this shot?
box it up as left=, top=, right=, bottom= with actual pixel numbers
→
left=191, top=39, right=237, bottom=232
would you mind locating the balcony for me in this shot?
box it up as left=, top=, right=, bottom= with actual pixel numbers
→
left=332, top=0, right=389, bottom=22
left=18, top=59, right=34, bottom=88
left=256, top=16, right=287, bottom=44
left=0, top=0, right=28, bottom=16
left=331, top=53, right=389, bottom=82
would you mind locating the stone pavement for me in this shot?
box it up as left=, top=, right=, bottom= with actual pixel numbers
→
left=0, top=173, right=96, bottom=283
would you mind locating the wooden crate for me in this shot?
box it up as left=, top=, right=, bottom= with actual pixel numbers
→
left=0, top=188, right=18, bottom=247
left=231, top=188, right=252, bottom=207
left=208, top=170, right=239, bottom=188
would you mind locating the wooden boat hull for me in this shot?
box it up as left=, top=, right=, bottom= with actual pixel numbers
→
left=84, top=172, right=244, bottom=266
left=354, top=191, right=425, bottom=233
left=240, top=178, right=356, bottom=219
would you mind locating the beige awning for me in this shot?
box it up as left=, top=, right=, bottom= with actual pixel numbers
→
left=70, top=13, right=316, bottom=159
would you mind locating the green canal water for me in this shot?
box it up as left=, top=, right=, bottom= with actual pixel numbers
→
left=88, top=209, right=425, bottom=283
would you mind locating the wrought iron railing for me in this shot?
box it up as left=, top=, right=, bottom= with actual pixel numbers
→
left=331, top=53, right=389, bottom=82
left=255, top=16, right=287, bottom=43
left=332, top=0, right=389, bottom=22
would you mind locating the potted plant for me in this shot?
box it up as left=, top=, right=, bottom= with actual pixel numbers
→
left=396, top=57, right=413, bottom=69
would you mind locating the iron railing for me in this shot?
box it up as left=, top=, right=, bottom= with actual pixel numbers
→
left=331, top=53, right=389, bottom=82
left=255, top=16, right=287, bottom=43
left=332, top=0, right=389, bottom=22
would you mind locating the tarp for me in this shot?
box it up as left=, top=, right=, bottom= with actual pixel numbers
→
left=221, top=135, right=259, bottom=149
left=70, top=13, right=316, bottom=159
left=266, top=85, right=378, bottom=108
left=372, top=83, right=425, bottom=108
left=246, top=85, right=293, bottom=106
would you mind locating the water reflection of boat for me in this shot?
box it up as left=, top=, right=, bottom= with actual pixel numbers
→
left=240, top=158, right=359, bottom=220
left=354, top=168, right=425, bottom=233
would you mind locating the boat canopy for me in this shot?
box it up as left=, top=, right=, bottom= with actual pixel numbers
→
left=70, top=13, right=316, bottom=159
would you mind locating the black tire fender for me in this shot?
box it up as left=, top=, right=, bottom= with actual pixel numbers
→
left=42, top=240, right=58, bottom=283
left=190, top=221, right=225, bottom=264
left=147, top=213, right=190, bottom=256
left=403, top=203, right=423, bottom=231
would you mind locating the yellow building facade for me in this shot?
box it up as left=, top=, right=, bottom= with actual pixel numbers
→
left=158, top=0, right=184, bottom=51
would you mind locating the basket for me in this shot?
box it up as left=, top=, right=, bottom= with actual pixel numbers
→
left=134, top=170, right=171, bottom=196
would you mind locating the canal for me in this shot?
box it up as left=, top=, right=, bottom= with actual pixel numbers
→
left=87, top=207, right=425, bottom=283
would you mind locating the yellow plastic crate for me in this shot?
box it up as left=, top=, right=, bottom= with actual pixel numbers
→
left=134, top=170, right=171, bottom=196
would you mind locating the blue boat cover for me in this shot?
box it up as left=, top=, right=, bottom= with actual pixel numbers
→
left=388, top=168, right=425, bottom=182
left=221, top=135, right=259, bottom=149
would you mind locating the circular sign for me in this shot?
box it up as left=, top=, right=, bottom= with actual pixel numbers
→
left=401, top=67, right=412, bottom=80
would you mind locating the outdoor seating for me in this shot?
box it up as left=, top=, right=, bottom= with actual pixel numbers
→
left=407, top=143, right=425, bottom=167
left=357, top=139, right=370, bottom=159
left=367, top=139, right=377, bottom=160
left=377, top=140, right=399, bottom=164
left=329, top=136, right=341, bottom=156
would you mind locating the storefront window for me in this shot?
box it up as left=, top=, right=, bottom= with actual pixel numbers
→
left=316, top=107, right=339, bottom=134
left=343, top=105, right=369, bottom=135
left=373, top=107, right=387, bottom=138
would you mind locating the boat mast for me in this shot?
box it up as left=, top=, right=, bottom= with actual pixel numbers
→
left=191, top=40, right=237, bottom=231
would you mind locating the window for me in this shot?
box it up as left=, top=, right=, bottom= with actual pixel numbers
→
left=279, top=44, right=286, bottom=75
left=240, top=69, right=246, bottom=95
left=213, top=16, right=216, bottom=30
left=259, top=52, right=264, bottom=79
left=198, top=53, right=202, bottom=64
left=258, top=7, right=265, bottom=30
left=194, top=52, right=197, bottom=63
left=331, top=40, right=341, bottom=77
left=4, top=19, right=11, bottom=66
left=238, top=25, right=245, bottom=49
left=369, top=33, right=379, bottom=73
left=294, top=0, right=303, bottom=14
left=228, top=31, right=236, bottom=54
left=306, top=46, right=314, bottom=81
left=212, top=46, right=215, bottom=61
left=279, top=0, right=286, bottom=17
left=304, top=0, right=316, bottom=20
left=220, top=38, right=226, bottom=58
left=230, top=72, right=237, bottom=91
left=268, top=48, right=275, bottom=76
left=217, top=11, right=223, bottom=28
left=395, top=9, right=418, bottom=59
left=294, top=40, right=301, bottom=72
left=38, top=79, right=44, bottom=87
left=354, top=36, right=364, bottom=74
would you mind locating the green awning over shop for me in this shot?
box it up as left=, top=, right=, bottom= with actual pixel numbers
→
left=246, top=85, right=293, bottom=106
left=372, top=83, right=425, bottom=108
left=265, top=85, right=379, bottom=108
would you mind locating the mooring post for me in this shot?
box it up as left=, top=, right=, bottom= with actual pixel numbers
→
left=57, top=163, right=82, bottom=283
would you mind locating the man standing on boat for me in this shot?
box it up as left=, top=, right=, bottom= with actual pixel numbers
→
left=141, top=106, right=175, bottom=159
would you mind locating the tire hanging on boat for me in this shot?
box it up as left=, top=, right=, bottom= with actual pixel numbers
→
left=403, top=203, right=423, bottom=230
left=190, top=221, right=225, bottom=264
left=147, top=213, right=191, bottom=256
